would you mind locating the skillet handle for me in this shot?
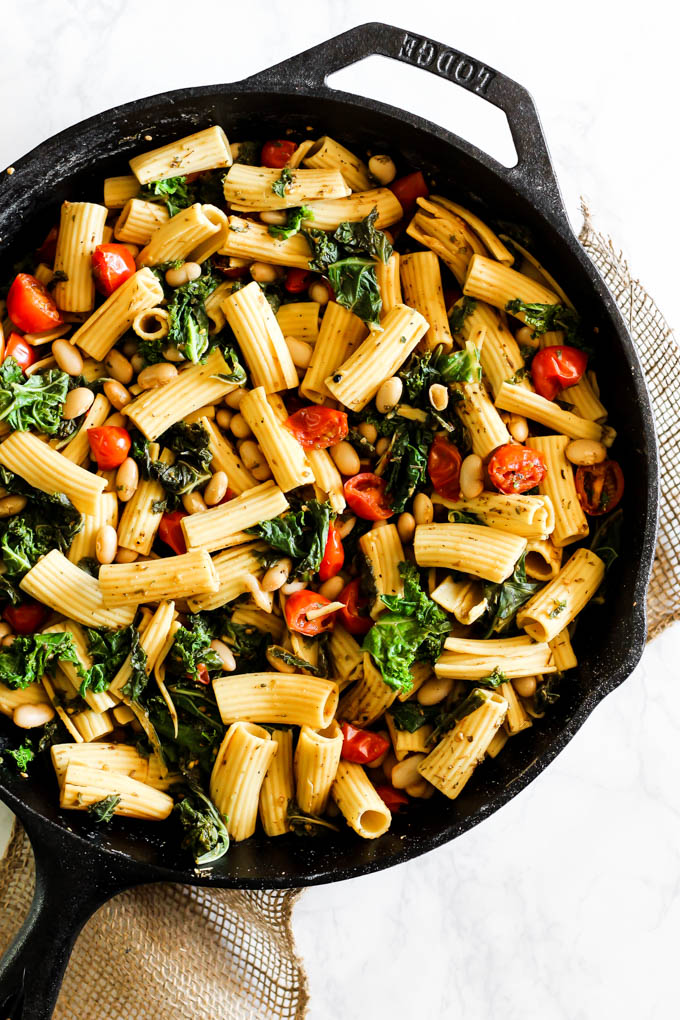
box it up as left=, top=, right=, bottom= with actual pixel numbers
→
left=248, top=22, right=567, bottom=226
left=0, top=814, right=138, bottom=1020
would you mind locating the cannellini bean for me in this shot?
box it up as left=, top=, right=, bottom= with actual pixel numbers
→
left=13, top=702, right=56, bottom=730
left=210, top=638, right=236, bottom=672
left=375, top=437, right=390, bottom=456
left=115, top=547, right=138, bottom=563
left=375, top=377, right=403, bottom=414
left=261, top=557, right=292, bottom=592
left=417, top=675, right=455, bottom=706
left=285, top=336, right=313, bottom=369
left=165, top=261, right=201, bottom=287
left=515, top=325, right=540, bottom=349
left=259, top=210, right=288, bottom=226
left=103, top=379, right=131, bottom=410
left=52, top=339, right=83, bottom=376
left=243, top=572, right=273, bottom=613
left=216, top=408, right=233, bottom=430
left=137, top=362, right=178, bottom=390
left=281, top=578, right=305, bottom=595
left=336, top=516, right=356, bottom=539
left=368, top=154, right=397, bottom=185
left=266, top=646, right=297, bottom=673
left=239, top=440, right=265, bottom=472
left=2, top=635, right=15, bottom=647
left=130, top=353, right=145, bottom=374
left=397, top=512, right=416, bottom=543
left=507, top=413, right=529, bottom=442
left=565, top=438, right=607, bottom=466
left=429, top=383, right=449, bottom=411
left=391, top=753, right=426, bottom=789
left=225, top=388, right=248, bottom=410
left=122, top=339, right=138, bottom=358
left=308, top=281, right=331, bottom=305
left=330, top=440, right=361, bottom=476
left=413, top=492, right=433, bottom=525
left=459, top=454, right=484, bottom=499
left=0, top=623, right=12, bottom=639
left=182, top=490, right=207, bottom=514
left=319, top=575, right=345, bottom=600
left=230, top=413, right=252, bottom=439
left=204, top=471, right=228, bottom=506
left=162, top=345, right=186, bottom=363
left=103, top=412, right=126, bottom=428
left=357, top=421, right=378, bottom=444
left=405, top=778, right=431, bottom=798
left=513, top=676, right=537, bottom=698
left=115, top=458, right=139, bottom=502
left=0, top=495, right=27, bottom=518
left=95, top=524, right=118, bottom=564
left=251, top=461, right=273, bottom=482
left=250, top=262, right=279, bottom=284
left=104, top=349, right=134, bottom=384
left=62, top=386, right=95, bottom=419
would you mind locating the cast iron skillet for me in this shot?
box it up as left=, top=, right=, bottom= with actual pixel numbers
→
left=0, top=23, right=659, bottom=1020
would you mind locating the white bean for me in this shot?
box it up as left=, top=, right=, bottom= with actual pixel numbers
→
left=251, top=461, right=273, bottom=482
left=308, top=281, right=331, bottom=305
left=52, top=339, right=83, bottom=376
left=210, top=638, right=236, bottom=672
left=513, top=676, right=537, bottom=698
left=397, top=512, right=416, bottom=543
left=319, top=575, right=345, bottom=600
left=162, top=345, right=186, bottom=363
left=165, top=262, right=201, bottom=287
left=515, top=325, right=540, bottom=350
left=285, top=336, right=313, bottom=369
left=104, top=349, right=134, bottom=384
left=216, top=408, right=233, bottom=430
left=459, top=454, right=484, bottom=500
left=250, top=262, right=279, bottom=284
left=182, top=490, right=207, bottom=514
left=230, top=413, right=252, bottom=439
left=565, top=438, right=607, bottom=466
left=95, top=524, right=118, bottom=564
left=391, top=753, right=426, bottom=789
left=357, top=421, right=378, bottom=444
left=225, top=388, right=248, bottom=410
left=204, top=471, right=228, bottom=506
left=405, top=778, right=431, bottom=798
left=102, top=412, right=126, bottom=428
left=13, top=702, right=55, bottom=730
left=368, top=154, right=397, bottom=185
left=0, top=623, right=12, bottom=639
left=137, top=362, right=178, bottom=390
left=336, top=516, right=356, bottom=539
left=239, top=440, right=265, bottom=472
left=330, top=440, right=360, bottom=476
left=115, top=458, right=138, bottom=502
left=429, top=383, right=449, bottom=411
left=417, top=676, right=454, bottom=706
left=0, top=495, right=27, bottom=518
left=103, top=379, right=131, bottom=410
left=130, top=354, right=145, bottom=374
left=261, top=558, right=292, bottom=592
left=507, top=413, right=529, bottom=443
left=115, top=547, right=138, bottom=563
left=281, top=579, right=305, bottom=595
left=62, top=386, right=95, bottom=419
left=375, top=377, right=402, bottom=414
left=413, top=492, right=433, bottom=526
left=259, top=210, right=288, bottom=226
left=375, top=437, right=390, bottom=456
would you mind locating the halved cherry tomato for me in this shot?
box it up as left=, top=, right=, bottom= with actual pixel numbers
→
left=374, top=784, right=409, bottom=812
left=344, top=473, right=393, bottom=520
left=285, top=590, right=337, bottom=636
left=575, top=460, right=624, bottom=516
left=285, top=268, right=312, bottom=293
left=340, top=723, right=390, bottom=764
left=158, top=510, right=188, bottom=555
left=87, top=426, right=132, bottom=470
left=389, top=171, right=428, bottom=215
left=318, top=525, right=344, bottom=582
left=338, top=578, right=373, bottom=636
left=530, top=345, right=588, bottom=401
left=285, top=406, right=348, bottom=449
left=36, top=225, right=59, bottom=264
left=428, top=435, right=462, bottom=500
left=488, top=444, right=547, bottom=494
left=261, top=139, right=298, bottom=169
left=3, top=601, right=48, bottom=634
left=6, top=273, right=62, bottom=333
left=195, top=663, right=211, bottom=685
left=91, top=244, right=136, bottom=297
left=4, top=334, right=36, bottom=371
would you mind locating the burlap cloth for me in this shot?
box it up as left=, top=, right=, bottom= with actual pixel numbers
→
left=0, top=207, right=678, bottom=1020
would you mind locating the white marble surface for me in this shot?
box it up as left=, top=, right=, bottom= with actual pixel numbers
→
left=1, top=2, right=679, bottom=1018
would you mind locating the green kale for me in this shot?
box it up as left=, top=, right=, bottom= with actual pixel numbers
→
left=164, top=265, right=219, bottom=363
left=590, top=508, right=623, bottom=571
left=0, top=632, right=84, bottom=690
left=399, top=344, right=481, bottom=405
left=0, top=357, right=70, bottom=433
left=449, top=296, right=477, bottom=333
left=333, top=208, right=393, bottom=263
left=303, top=228, right=339, bottom=272
left=175, top=782, right=230, bottom=866
left=448, top=509, right=482, bottom=525
left=477, top=667, right=508, bottom=689
left=268, top=205, right=313, bottom=240
left=363, top=562, right=450, bottom=694
left=168, top=614, right=222, bottom=683
left=286, top=799, right=340, bottom=837
left=140, top=176, right=194, bottom=217
left=122, top=627, right=148, bottom=702
left=133, top=422, right=212, bottom=505
left=377, top=417, right=433, bottom=513
left=85, top=624, right=142, bottom=695
left=246, top=499, right=334, bottom=580
left=4, top=739, right=35, bottom=772
left=327, top=257, right=381, bottom=324
left=548, top=599, right=567, bottom=619
left=266, top=645, right=325, bottom=677
left=389, top=701, right=439, bottom=733
left=480, top=553, right=541, bottom=637
left=272, top=167, right=294, bottom=198
left=428, top=689, right=488, bottom=745
left=505, top=299, right=584, bottom=346
left=88, top=794, right=121, bottom=823
left=233, top=141, right=260, bottom=165
left=148, top=685, right=223, bottom=777
left=213, top=343, right=247, bottom=386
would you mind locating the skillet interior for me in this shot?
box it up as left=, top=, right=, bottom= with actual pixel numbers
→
left=0, top=84, right=657, bottom=888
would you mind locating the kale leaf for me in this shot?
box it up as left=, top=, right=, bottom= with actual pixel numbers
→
left=286, top=799, right=340, bottom=837
left=0, top=357, right=70, bottom=433
left=303, top=228, right=339, bottom=273
left=389, top=701, right=439, bottom=733
left=449, top=296, right=478, bottom=333
left=174, top=782, right=230, bottom=865
left=168, top=614, right=222, bottom=683
left=376, top=417, right=433, bottom=513
left=505, top=299, right=584, bottom=346
left=480, top=553, right=541, bottom=637
left=477, top=667, right=508, bottom=689
left=4, top=739, right=35, bottom=772
left=88, top=795, right=121, bottom=823
left=140, top=176, right=194, bottom=217
left=272, top=167, right=294, bottom=198
left=333, top=208, right=393, bottom=263
left=164, top=266, right=219, bottom=363
left=268, top=205, right=313, bottom=240
left=132, top=422, right=212, bottom=505
left=590, top=508, right=623, bottom=572
left=122, top=627, right=149, bottom=702
left=246, top=499, right=334, bottom=580
left=233, top=141, right=260, bottom=165
left=85, top=624, right=143, bottom=696
left=399, top=344, right=481, bottom=405
left=148, top=685, right=223, bottom=777
left=0, top=632, right=84, bottom=690
left=327, top=257, right=381, bottom=324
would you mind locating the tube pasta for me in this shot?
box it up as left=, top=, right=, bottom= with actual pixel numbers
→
left=451, top=298, right=529, bottom=396
left=495, top=382, right=607, bottom=442
left=104, top=175, right=139, bottom=209
left=414, top=523, right=527, bottom=584
left=433, top=491, right=555, bottom=540
left=187, top=542, right=265, bottom=612
left=276, top=302, right=320, bottom=343
left=259, top=728, right=295, bottom=837
left=324, top=303, right=429, bottom=411
left=331, top=761, right=391, bottom=839
left=70, top=268, right=164, bottom=361
left=99, top=550, right=218, bottom=607
left=328, top=625, right=364, bottom=690
left=375, top=253, right=402, bottom=316
left=204, top=280, right=237, bottom=333
left=294, top=721, right=343, bottom=816
left=230, top=607, right=284, bottom=641
left=108, top=600, right=176, bottom=697
left=117, top=445, right=171, bottom=554
left=45, top=620, right=117, bottom=713
left=19, top=552, right=136, bottom=627
left=525, top=538, right=563, bottom=581
left=303, top=136, right=371, bottom=191
left=385, top=712, right=433, bottom=760
left=71, top=709, right=114, bottom=743
left=199, top=416, right=257, bottom=494
left=53, top=201, right=108, bottom=312
left=359, top=524, right=405, bottom=617
left=210, top=722, right=276, bottom=841
left=0, top=682, right=50, bottom=718
left=418, top=690, right=508, bottom=799
left=399, top=251, right=453, bottom=350
left=338, top=653, right=398, bottom=727
left=429, top=196, right=514, bottom=265
left=549, top=628, right=578, bottom=671
left=239, top=388, right=314, bottom=491
left=0, top=431, right=106, bottom=515
left=129, top=126, right=232, bottom=184
left=525, top=434, right=589, bottom=547
left=114, top=198, right=169, bottom=244
left=301, top=188, right=402, bottom=231
left=222, top=281, right=298, bottom=392
left=406, top=197, right=483, bottom=284
left=219, top=216, right=313, bottom=269
left=136, top=203, right=227, bottom=267
left=500, top=682, right=532, bottom=735
left=463, top=253, right=559, bottom=312
left=60, top=762, right=173, bottom=820
left=497, top=235, right=574, bottom=307
left=306, top=447, right=346, bottom=513
left=435, top=639, right=555, bottom=680
left=60, top=393, right=111, bottom=466
left=486, top=726, right=509, bottom=758
left=516, top=548, right=605, bottom=643
left=68, top=491, right=118, bottom=564
left=51, top=742, right=176, bottom=790
left=132, top=307, right=169, bottom=342
left=224, top=165, right=350, bottom=211
left=559, top=375, right=608, bottom=422
left=454, top=379, right=511, bottom=458
left=430, top=576, right=488, bottom=625
left=182, top=480, right=289, bottom=553
left=300, top=301, right=368, bottom=403
left=213, top=673, right=339, bottom=729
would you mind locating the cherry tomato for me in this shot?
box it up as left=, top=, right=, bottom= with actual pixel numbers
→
left=374, top=784, right=409, bottom=812
left=340, top=723, right=390, bottom=765
left=285, top=268, right=312, bottom=294
left=285, top=406, right=348, bottom=449
left=488, top=444, right=547, bottom=495
left=158, top=511, right=188, bottom=555
left=261, top=139, right=298, bottom=168
left=6, top=273, right=63, bottom=333
left=3, top=601, right=48, bottom=634
left=428, top=435, right=462, bottom=500
left=91, top=244, right=136, bottom=297
left=35, top=225, right=59, bottom=264
left=389, top=171, right=428, bottom=215
left=195, top=663, right=211, bottom=685
left=338, top=578, right=373, bottom=636
left=318, top=526, right=344, bottom=582
left=530, top=346, right=588, bottom=401
left=575, top=460, right=624, bottom=516
left=344, top=473, right=393, bottom=521
left=87, top=426, right=132, bottom=470
left=285, top=589, right=337, bottom=636
left=4, top=334, right=36, bottom=371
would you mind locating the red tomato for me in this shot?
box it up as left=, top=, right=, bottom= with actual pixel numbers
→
left=389, top=171, right=428, bottom=215
left=91, top=244, right=136, bottom=297
left=36, top=225, right=59, bottom=264
left=575, top=460, right=624, bottom=516
left=340, top=723, right=390, bottom=765
left=338, top=578, right=373, bottom=636
left=195, top=663, right=211, bottom=685
left=3, top=601, right=48, bottom=634
left=87, top=426, right=132, bottom=470
left=428, top=435, right=462, bottom=500
left=261, top=139, right=298, bottom=168
left=488, top=444, right=547, bottom=494
left=285, top=590, right=337, bottom=636
left=285, top=268, right=312, bottom=293
left=4, top=333, right=37, bottom=371
left=158, top=511, right=188, bottom=555
left=318, top=526, right=344, bottom=582
left=285, top=406, right=348, bottom=449
left=530, top=346, right=588, bottom=401
left=344, top=473, right=393, bottom=521
left=6, top=273, right=63, bottom=333
left=374, top=784, right=409, bottom=812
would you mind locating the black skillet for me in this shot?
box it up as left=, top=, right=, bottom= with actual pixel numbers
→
left=0, top=23, right=659, bottom=1020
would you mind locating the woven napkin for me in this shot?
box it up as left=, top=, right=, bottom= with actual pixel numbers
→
left=0, top=209, right=678, bottom=1020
